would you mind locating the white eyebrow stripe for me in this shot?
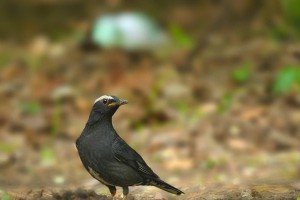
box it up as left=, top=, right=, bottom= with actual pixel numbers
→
left=94, top=95, right=113, bottom=104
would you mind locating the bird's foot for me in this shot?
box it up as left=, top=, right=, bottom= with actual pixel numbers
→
left=122, top=186, right=129, bottom=200
left=121, top=193, right=127, bottom=200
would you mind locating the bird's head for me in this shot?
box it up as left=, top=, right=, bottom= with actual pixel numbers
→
left=87, top=95, right=128, bottom=125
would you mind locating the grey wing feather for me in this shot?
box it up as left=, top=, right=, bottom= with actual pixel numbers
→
left=112, top=137, right=159, bottom=178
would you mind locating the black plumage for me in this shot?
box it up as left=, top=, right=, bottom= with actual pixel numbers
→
left=76, top=95, right=184, bottom=198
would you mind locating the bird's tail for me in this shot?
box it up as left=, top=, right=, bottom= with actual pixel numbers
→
left=147, top=178, right=184, bottom=195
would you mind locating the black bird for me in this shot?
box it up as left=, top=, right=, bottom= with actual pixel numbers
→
left=76, top=95, right=184, bottom=199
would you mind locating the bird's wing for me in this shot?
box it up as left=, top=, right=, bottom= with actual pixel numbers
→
left=112, top=137, right=159, bottom=178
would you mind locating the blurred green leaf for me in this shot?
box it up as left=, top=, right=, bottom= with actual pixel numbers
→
left=232, top=62, right=252, bottom=83
left=0, top=52, right=13, bottom=68
left=280, top=0, right=300, bottom=34
left=17, top=50, right=46, bottom=71
left=0, top=143, right=16, bottom=153
left=203, top=158, right=217, bottom=170
left=176, top=101, right=189, bottom=114
left=19, top=101, right=41, bottom=115
left=72, top=30, right=85, bottom=42
left=40, top=146, right=55, bottom=165
left=272, top=66, right=300, bottom=94
left=269, top=24, right=290, bottom=40
left=1, top=194, right=12, bottom=200
left=133, top=121, right=144, bottom=132
left=26, top=54, right=47, bottom=71
left=169, top=24, right=193, bottom=48
left=218, top=92, right=233, bottom=113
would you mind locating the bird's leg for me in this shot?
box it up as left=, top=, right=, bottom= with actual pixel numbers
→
left=108, top=185, right=116, bottom=198
left=122, top=187, right=129, bottom=200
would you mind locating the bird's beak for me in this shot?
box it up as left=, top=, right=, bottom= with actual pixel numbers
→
left=108, top=99, right=128, bottom=106
left=117, top=99, right=128, bottom=106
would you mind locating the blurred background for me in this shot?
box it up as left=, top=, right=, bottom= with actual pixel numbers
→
left=0, top=0, right=300, bottom=199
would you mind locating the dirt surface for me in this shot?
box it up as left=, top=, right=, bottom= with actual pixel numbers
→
left=3, top=184, right=300, bottom=199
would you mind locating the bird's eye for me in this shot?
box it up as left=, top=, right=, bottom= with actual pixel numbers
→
left=102, top=99, right=108, bottom=104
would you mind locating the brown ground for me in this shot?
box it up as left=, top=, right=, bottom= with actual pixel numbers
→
left=0, top=1, right=300, bottom=199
